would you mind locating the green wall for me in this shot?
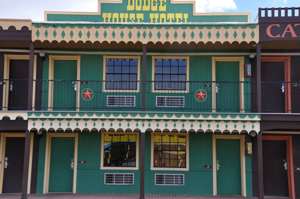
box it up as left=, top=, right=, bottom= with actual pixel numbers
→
left=35, top=133, right=253, bottom=196
left=40, top=54, right=251, bottom=112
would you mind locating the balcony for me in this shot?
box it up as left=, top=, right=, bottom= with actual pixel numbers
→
left=0, top=79, right=253, bottom=113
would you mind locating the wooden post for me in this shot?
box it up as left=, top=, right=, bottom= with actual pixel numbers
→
left=141, top=45, right=147, bottom=111
left=139, top=132, right=145, bottom=199
left=256, top=43, right=264, bottom=199
left=256, top=43, right=262, bottom=113
left=21, top=43, right=34, bottom=199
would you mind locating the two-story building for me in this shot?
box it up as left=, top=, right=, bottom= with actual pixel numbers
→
left=0, top=1, right=299, bottom=199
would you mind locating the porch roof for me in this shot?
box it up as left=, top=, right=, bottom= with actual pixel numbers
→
left=27, top=111, right=261, bottom=134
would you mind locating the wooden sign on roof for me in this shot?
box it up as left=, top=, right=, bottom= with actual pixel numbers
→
left=45, top=0, right=250, bottom=23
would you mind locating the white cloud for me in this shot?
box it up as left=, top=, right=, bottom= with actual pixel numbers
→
left=194, top=0, right=238, bottom=12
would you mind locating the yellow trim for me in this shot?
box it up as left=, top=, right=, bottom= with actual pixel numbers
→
left=100, top=132, right=139, bottom=170
left=0, top=133, right=34, bottom=194
left=2, top=54, right=37, bottom=111
left=102, top=55, right=141, bottom=93
left=44, top=0, right=250, bottom=22
left=152, top=56, right=190, bottom=93
left=43, top=133, right=78, bottom=194
left=212, top=57, right=245, bottom=112
left=48, top=55, right=81, bottom=111
left=212, top=135, right=246, bottom=197
left=150, top=133, right=189, bottom=171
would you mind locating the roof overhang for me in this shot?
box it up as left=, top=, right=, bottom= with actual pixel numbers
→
left=28, top=112, right=261, bottom=135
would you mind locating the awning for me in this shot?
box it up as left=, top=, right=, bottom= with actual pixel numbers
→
left=28, top=112, right=260, bottom=134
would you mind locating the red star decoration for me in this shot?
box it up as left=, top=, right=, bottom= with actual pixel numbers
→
left=82, top=89, right=93, bottom=100
left=196, top=91, right=207, bottom=101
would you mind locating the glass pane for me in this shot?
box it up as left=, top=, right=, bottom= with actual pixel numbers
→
left=103, top=133, right=137, bottom=168
left=152, top=134, right=187, bottom=169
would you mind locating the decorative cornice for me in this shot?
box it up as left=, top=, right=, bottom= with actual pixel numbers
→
left=32, top=23, right=258, bottom=44
left=0, top=19, right=32, bottom=31
left=28, top=112, right=261, bottom=134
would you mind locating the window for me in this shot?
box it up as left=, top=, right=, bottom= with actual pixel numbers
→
left=152, top=134, right=188, bottom=170
left=102, top=133, right=138, bottom=169
left=154, top=58, right=188, bottom=91
left=105, top=57, right=139, bottom=91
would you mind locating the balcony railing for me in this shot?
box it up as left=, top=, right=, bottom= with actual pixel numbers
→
left=1, top=79, right=253, bottom=113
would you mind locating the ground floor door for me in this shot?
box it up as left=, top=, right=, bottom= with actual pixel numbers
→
left=216, top=139, right=242, bottom=196
left=2, top=137, right=25, bottom=193
left=49, top=137, right=74, bottom=193
left=263, top=140, right=289, bottom=197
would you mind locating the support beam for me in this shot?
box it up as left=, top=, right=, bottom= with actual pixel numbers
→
left=21, top=131, right=31, bottom=199
left=27, top=42, right=34, bottom=111
left=141, top=45, right=147, bottom=111
left=256, top=134, right=264, bottom=199
left=21, top=42, right=34, bottom=199
left=139, top=132, right=145, bottom=199
left=256, top=43, right=262, bottom=113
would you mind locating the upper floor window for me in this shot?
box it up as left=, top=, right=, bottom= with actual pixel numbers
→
left=153, top=57, right=188, bottom=92
left=104, top=57, right=139, bottom=91
left=152, top=133, right=188, bottom=170
left=101, top=133, right=138, bottom=170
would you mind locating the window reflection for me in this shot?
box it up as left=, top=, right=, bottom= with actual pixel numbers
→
left=153, top=134, right=187, bottom=169
left=103, top=133, right=137, bottom=168
left=105, top=58, right=138, bottom=90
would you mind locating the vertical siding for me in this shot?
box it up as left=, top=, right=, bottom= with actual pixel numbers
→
left=291, top=56, right=300, bottom=113
left=36, top=134, right=46, bottom=194
left=41, top=57, right=49, bottom=110
left=0, top=53, right=3, bottom=109
left=294, top=135, right=300, bottom=198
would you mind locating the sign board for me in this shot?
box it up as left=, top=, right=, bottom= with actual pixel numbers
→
left=259, top=7, right=300, bottom=42
left=45, top=0, right=249, bottom=23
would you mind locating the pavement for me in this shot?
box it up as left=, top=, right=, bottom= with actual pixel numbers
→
left=0, top=194, right=288, bottom=199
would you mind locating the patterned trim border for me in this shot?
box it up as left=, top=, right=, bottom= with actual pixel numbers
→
left=32, top=23, right=258, bottom=44
left=28, top=112, right=260, bottom=134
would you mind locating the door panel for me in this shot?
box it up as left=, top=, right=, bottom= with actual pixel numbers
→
left=291, top=57, right=300, bottom=113
left=216, top=139, right=241, bottom=195
left=216, top=61, right=240, bottom=112
left=8, top=60, right=29, bottom=110
left=53, top=60, right=77, bottom=110
left=263, top=140, right=288, bottom=196
left=3, top=137, right=25, bottom=193
left=261, top=61, right=285, bottom=113
left=294, top=135, right=300, bottom=198
left=49, top=137, right=74, bottom=193
left=0, top=54, right=4, bottom=110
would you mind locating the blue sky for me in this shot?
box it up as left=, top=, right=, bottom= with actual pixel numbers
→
left=0, top=0, right=299, bottom=22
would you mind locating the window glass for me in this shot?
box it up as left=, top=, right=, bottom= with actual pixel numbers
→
left=153, top=134, right=187, bottom=169
left=103, top=133, right=138, bottom=168
left=154, top=58, right=187, bottom=91
left=105, top=58, right=138, bottom=90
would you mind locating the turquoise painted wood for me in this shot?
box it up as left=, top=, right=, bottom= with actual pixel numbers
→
left=35, top=133, right=252, bottom=196
left=53, top=60, right=77, bottom=110
left=49, top=137, right=74, bottom=193
left=216, top=139, right=241, bottom=196
left=216, top=61, right=240, bottom=112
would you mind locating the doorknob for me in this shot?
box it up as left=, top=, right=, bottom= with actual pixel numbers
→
left=217, top=160, right=221, bottom=171
left=281, top=83, right=285, bottom=93
left=4, top=157, right=8, bottom=169
left=72, top=81, right=77, bottom=92
left=9, top=82, right=13, bottom=92
left=215, top=84, right=219, bottom=94
left=283, top=160, right=288, bottom=171
left=70, top=159, right=74, bottom=169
